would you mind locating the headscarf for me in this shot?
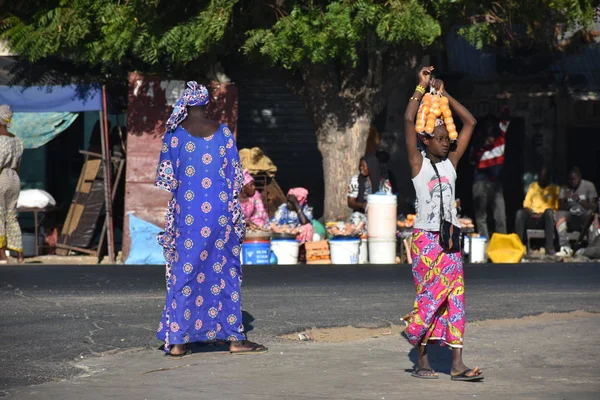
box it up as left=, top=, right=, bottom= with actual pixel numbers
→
left=287, top=187, right=308, bottom=206
left=166, top=81, right=210, bottom=132
left=417, top=118, right=445, bottom=136
left=357, top=154, right=382, bottom=203
left=243, top=169, right=254, bottom=187
left=0, top=104, right=13, bottom=127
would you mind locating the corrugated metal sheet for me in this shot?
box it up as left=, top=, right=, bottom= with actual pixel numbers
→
left=234, top=75, right=325, bottom=218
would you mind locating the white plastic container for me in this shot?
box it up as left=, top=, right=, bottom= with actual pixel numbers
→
left=367, top=194, right=397, bottom=238
left=270, top=239, right=300, bottom=265
left=359, top=238, right=369, bottom=264
left=469, top=236, right=487, bottom=263
left=368, top=237, right=397, bottom=264
left=329, top=238, right=361, bottom=265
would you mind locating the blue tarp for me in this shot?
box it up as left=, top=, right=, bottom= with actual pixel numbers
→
left=0, top=84, right=102, bottom=112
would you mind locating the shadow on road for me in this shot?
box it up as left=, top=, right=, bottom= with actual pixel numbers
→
left=404, top=334, right=453, bottom=375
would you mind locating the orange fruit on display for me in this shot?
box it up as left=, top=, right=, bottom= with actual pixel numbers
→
left=442, top=108, right=452, bottom=118
left=446, top=123, right=456, bottom=133
left=441, top=96, right=449, bottom=105
left=449, top=130, right=458, bottom=140
left=444, top=117, right=454, bottom=125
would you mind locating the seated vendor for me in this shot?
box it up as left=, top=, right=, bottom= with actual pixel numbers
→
left=269, top=187, right=314, bottom=244
left=240, top=170, right=268, bottom=229
left=347, top=154, right=392, bottom=227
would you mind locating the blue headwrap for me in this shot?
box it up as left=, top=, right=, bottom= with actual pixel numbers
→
left=166, top=81, right=210, bottom=132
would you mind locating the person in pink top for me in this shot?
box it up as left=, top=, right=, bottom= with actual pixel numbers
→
left=240, top=170, right=269, bottom=228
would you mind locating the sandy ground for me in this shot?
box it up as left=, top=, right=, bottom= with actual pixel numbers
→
left=6, top=311, right=600, bottom=400
left=280, top=310, right=599, bottom=343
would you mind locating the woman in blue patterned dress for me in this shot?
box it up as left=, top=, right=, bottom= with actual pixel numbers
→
left=154, top=82, right=267, bottom=357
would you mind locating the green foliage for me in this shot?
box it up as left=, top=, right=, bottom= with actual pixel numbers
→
left=0, top=0, right=596, bottom=78
left=242, top=1, right=441, bottom=69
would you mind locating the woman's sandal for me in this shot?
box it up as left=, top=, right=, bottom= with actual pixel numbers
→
left=230, top=340, right=268, bottom=355
left=165, top=346, right=192, bottom=359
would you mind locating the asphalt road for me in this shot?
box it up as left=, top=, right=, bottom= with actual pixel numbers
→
left=1, top=263, right=599, bottom=391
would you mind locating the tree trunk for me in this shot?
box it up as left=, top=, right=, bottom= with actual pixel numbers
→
left=317, top=116, right=372, bottom=221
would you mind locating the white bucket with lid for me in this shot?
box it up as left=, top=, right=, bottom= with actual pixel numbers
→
left=329, top=238, right=361, bottom=265
left=368, top=237, right=397, bottom=264
left=367, top=194, right=397, bottom=238
left=270, top=239, right=300, bottom=265
left=469, top=236, right=487, bottom=263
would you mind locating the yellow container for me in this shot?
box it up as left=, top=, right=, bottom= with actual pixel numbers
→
left=486, top=233, right=525, bottom=264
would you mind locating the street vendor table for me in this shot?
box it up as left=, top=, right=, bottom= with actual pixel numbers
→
left=16, top=206, right=58, bottom=256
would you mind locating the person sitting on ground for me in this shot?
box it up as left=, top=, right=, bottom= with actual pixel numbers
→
left=240, top=170, right=269, bottom=229
left=555, top=166, right=598, bottom=257
left=269, top=187, right=314, bottom=244
left=515, top=165, right=559, bottom=255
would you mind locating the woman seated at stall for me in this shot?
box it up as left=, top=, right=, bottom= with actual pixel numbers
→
left=347, top=154, right=393, bottom=226
left=269, top=187, right=314, bottom=244
left=240, top=170, right=269, bottom=229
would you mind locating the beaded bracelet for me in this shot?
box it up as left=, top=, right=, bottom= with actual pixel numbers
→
left=415, top=85, right=426, bottom=94
left=409, top=97, right=420, bottom=102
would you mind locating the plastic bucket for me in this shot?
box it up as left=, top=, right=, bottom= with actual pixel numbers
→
left=368, top=237, right=397, bottom=264
left=359, top=238, right=369, bottom=264
left=241, top=240, right=271, bottom=265
left=367, top=194, right=397, bottom=238
left=329, top=237, right=360, bottom=265
left=469, top=237, right=487, bottom=263
left=270, top=239, right=300, bottom=265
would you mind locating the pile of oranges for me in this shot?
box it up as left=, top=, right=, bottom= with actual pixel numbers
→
left=415, top=92, right=458, bottom=140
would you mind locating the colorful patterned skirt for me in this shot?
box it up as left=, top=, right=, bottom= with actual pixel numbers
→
left=401, top=229, right=466, bottom=348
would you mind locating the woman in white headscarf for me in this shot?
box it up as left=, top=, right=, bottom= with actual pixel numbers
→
left=0, top=105, right=24, bottom=264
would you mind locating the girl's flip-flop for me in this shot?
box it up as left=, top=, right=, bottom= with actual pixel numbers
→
left=411, top=368, right=439, bottom=379
left=451, top=369, right=484, bottom=382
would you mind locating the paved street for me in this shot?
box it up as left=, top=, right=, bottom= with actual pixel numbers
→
left=1, top=263, right=599, bottom=398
